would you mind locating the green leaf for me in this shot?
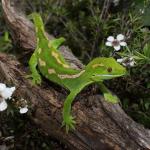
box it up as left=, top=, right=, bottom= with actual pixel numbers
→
left=143, top=43, right=150, bottom=58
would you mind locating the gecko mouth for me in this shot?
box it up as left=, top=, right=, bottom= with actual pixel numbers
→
left=95, top=74, right=125, bottom=77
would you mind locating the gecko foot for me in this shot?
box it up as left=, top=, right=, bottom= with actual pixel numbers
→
left=62, top=115, right=76, bottom=133
left=26, top=73, right=42, bottom=85
left=103, top=92, right=119, bottom=103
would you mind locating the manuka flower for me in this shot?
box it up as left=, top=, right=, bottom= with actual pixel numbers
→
left=117, top=57, right=135, bottom=67
left=17, top=98, right=28, bottom=114
left=106, top=34, right=127, bottom=51
left=0, top=83, right=15, bottom=111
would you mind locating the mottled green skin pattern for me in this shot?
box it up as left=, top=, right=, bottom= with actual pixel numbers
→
left=29, top=13, right=126, bottom=131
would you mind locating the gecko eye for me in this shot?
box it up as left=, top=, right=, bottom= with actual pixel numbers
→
left=107, top=67, right=112, bottom=73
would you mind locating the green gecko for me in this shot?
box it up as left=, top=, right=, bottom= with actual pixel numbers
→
left=29, top=13, right=126, bottom=131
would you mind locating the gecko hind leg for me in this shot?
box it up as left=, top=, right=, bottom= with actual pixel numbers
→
left=50, top=37, right=65, bottom=49
left=28, top=51, right=42, bottom=85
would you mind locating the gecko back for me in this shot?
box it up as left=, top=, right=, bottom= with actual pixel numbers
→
left=31, top=13, right=82, bottom=89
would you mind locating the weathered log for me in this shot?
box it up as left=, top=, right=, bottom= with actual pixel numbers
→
left=1, top=0, right=150, bottom=149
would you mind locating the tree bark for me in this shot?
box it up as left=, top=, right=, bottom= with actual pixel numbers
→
left=1, top=0, right=150, bottom=149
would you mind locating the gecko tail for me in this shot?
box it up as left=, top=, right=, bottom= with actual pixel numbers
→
left=30, top=12, right=44, bottom=30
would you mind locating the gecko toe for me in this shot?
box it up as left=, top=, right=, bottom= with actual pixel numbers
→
left=62, top=115, right=76, bottom=133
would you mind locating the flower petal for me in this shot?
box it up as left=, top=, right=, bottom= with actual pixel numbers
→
left=120, top=41, right=127, bottom=46
left=107, top=36, right=114, bottom=42
left=10, top=87, right=16, bottom=93
left=114, top=45, right=121, bottom=51
left=1, top=87, right=16, bottom=99
left=105, top=41, right=112, bottom=46
left=0, top=83, right=6, bottom=92
left=0, top=100, right=7, bottom=111
left=129, top=61, right=135, bottom=67
left=117, top=58, right=123, bottom=63
left=19, top=107, right=28, bottom=114
left=117, top=34, right=125, bottom=41
left=130, top=62, right=134, bottom=66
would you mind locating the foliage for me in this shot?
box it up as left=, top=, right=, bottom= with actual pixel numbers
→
left=0, top=32, right=12, bottom=52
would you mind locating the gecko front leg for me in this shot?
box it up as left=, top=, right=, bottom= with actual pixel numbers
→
left=62, top=89, right=81, bottom=132
left=99, top=82, right=119, bottom=103
left=29, top=50, right=42, bottom=85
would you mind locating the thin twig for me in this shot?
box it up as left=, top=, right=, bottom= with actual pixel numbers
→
left=100, top=0, right=111, bottom=20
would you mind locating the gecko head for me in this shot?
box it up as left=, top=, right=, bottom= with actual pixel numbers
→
left=86, top=57, right=127, bottom=81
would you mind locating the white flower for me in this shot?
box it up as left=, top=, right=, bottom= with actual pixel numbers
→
left=106, top=34, right=127, bottom=51
left=17, top=98, right=28, bottom=114
left=117, top=57, right=135, bottom=67
left=19, top=106, right=28, bottom=114
left=0, top=83, right=15, bottom=112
